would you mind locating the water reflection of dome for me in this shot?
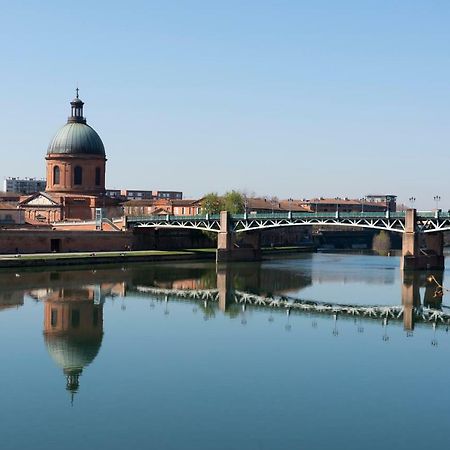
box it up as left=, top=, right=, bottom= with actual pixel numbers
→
left=42, top=288, right=104, bottom=402
left=44, top=335, right=103, bottom=376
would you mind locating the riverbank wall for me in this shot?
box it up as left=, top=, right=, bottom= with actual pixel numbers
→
left=0, top=229, right=133, bottom=254
left=0, top=245, right=316, bottom=269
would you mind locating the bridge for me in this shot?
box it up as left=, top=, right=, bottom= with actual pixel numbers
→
left=126, top=209, right=449, bottom=269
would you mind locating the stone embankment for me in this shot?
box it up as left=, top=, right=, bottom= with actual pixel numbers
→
left=0, top=246, right=314, bottom=269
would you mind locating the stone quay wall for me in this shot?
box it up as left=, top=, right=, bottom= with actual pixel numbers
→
left=0, top=230, right=133, bottom=254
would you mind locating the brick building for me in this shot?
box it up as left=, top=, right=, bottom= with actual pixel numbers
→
left=300, top=195, right=397, bottom=213
left=123, top=198, right=202, bottom=216
left=0, top=202, right=24, bottom=225
left=20, top=91, right=120, bottom=224
left=245, top=198, right=309, bottom=214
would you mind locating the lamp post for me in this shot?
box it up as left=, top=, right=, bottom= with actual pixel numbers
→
left=270, top=198, right=278, bottom=215
left=433, top=195, right=441, bottom=210
left=409, top=197, right=416, bottom=208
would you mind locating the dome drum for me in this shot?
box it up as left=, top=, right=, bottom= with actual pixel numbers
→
left=46, top=155, right=106, bottom=194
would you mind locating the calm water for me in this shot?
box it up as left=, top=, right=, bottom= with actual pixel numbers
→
left=1, top=253, right=450, bottom=450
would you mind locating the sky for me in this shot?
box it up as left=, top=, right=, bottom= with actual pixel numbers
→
left=0, top=0, right=449, bottom=209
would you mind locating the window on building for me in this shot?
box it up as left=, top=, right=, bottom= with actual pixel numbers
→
left=95, top=167, right=101, bottom=186
left=74, top=166, right=83, bottom=185
left=53, top=166, right=60, bottom=185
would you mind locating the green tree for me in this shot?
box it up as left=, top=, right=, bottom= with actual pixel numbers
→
left=201, top=191, right=245, bottom=214
left=372, top=231, right=391, bottom=256
left=223, top=190, right=245, bottom=214
left=201, top=192, right=224, bottom=214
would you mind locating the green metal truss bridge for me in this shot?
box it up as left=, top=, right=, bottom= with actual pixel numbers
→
left=126, top=210, right=450, bottom=234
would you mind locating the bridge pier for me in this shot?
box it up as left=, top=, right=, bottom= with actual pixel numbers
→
left=401, top=209, right=444, bottom=270
left=216, top=211, right=261, bottom=263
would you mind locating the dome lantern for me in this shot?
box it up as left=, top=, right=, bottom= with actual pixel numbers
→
left=68, top=88, right=86, bottom=124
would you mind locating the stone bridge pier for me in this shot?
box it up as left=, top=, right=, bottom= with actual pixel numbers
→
left=217, top=211, right=262, bottom=263
left=401, top=209, right=444, bottom=271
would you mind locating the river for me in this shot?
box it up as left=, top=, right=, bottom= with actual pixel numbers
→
left=0, top=253, right=449, bottom=450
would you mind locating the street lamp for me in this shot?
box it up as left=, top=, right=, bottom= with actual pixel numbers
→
left=433, top=195, right=441, bottom=210
left=409, top=197, right=416, bottom=208
left=243, top=197, right=248, bottom=214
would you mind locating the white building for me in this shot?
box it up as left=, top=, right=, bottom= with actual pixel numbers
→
left=4, top=177, right=46, bottom=194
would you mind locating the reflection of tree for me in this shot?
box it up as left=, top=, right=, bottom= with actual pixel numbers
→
left=198, top=301, right=216, bottom=319
left=222, top=304, right=241, bottom=318
left=199, top=271, right=218, bottom=289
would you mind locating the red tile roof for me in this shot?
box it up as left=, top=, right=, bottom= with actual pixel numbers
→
left=0, top=202, right=18, bottom=210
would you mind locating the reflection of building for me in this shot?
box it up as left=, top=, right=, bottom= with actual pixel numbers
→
left=43, top=287, right=104, bottom=402
left=0, top=291, right=24, bottom=311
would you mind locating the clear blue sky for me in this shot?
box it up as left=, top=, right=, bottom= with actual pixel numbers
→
left=1, top=0, right=449, bottom=208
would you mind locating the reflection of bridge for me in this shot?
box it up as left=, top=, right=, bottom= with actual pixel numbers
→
left=136, top=269, right=447, bottom=332
left=137, top=285, right=450, bottom=325
left=127, top=210, right=448, bottom=269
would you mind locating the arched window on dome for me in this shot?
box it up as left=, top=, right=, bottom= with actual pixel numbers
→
left=95, top=167, right=101, bottom=186
left=53, top=166, right=60, bottom=185
left=74, top=166, right=83, bottom=185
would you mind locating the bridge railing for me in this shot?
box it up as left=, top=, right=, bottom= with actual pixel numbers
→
left=232, top=211, right=407, bottom=219
left=126, top=214, right=215, bottom=222
left=126, top=210, right=450, bottom=223
left=417, top=211, right=450, bottom=218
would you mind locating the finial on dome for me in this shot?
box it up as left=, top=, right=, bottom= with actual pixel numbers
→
left=76, top=87, right=79, bottom=99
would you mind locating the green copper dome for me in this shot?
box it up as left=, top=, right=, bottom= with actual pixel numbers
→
left=47, top=92, right=106, bottom=156
left=47, top=122, right=105, bottom=156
